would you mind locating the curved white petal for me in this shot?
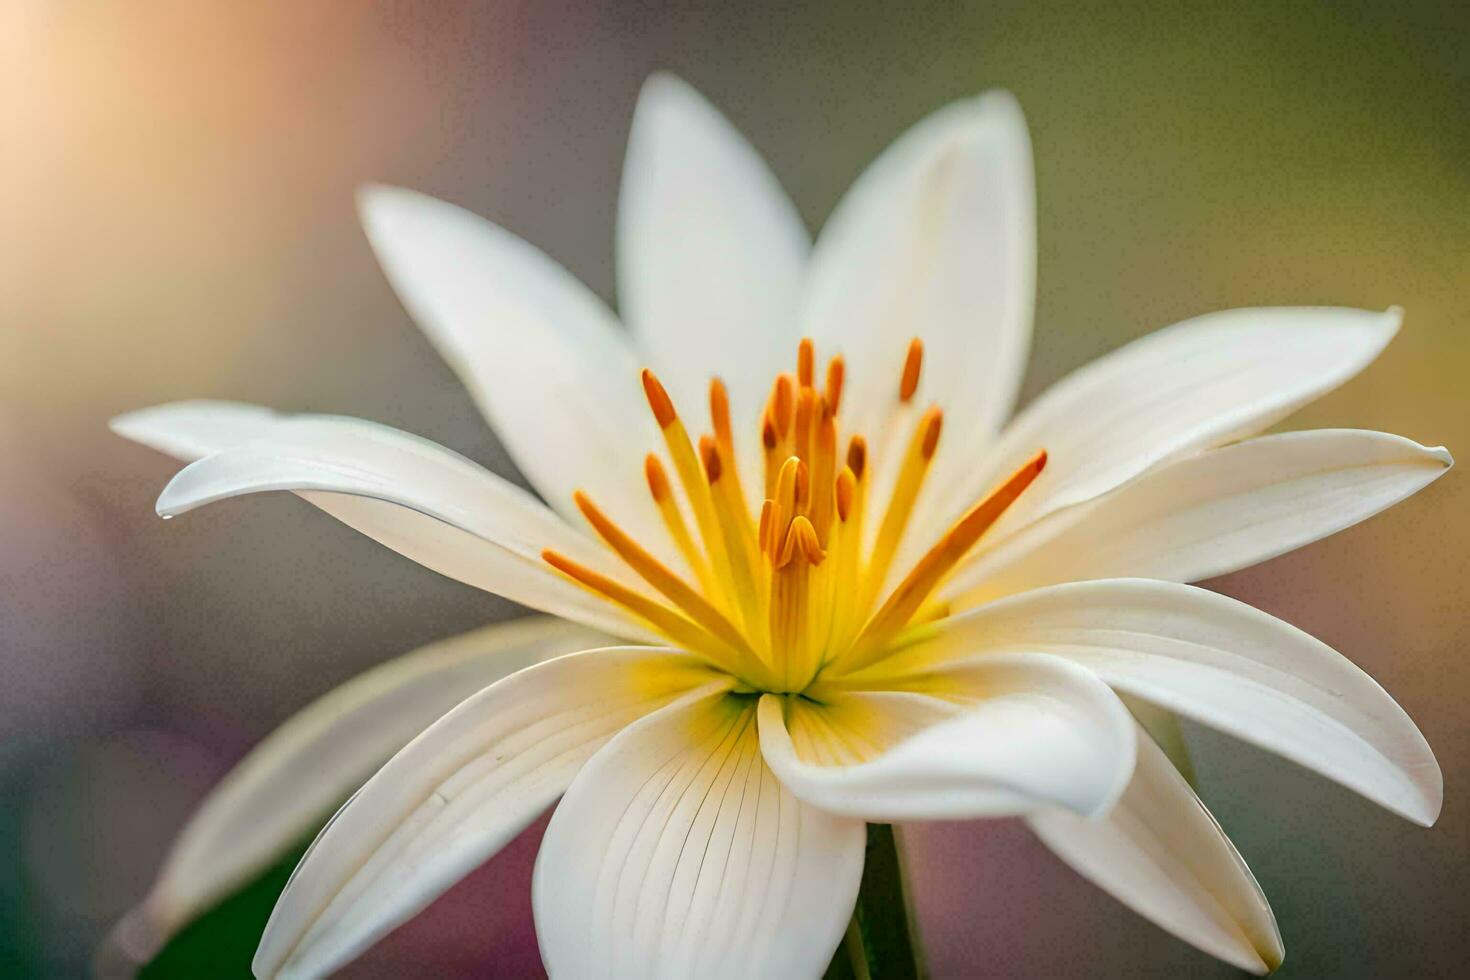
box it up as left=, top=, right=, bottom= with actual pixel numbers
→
left=534, top=687, right=864, bottom=980
left=1030, top=725, right=1284, bottom=975
left=253, top=646, right=717, bottom=979
left=950, top=429, right=1453, bottom=603
left=112, top=400, right=282, bottom=459
left=97, top=617, right=605, bottom=972
left=358, top=184, right=673, bottom=559
left=916, top=579, right=1441, bottom=825
left=803, top=91, right=1034, bottom=524
left=619, top=73, right=809, bottom=460
left=150, top=412, right=657, bottom=641
left=761, top=654, right=1135, bottom=821
left=947, top=306, right=1401, bottom=542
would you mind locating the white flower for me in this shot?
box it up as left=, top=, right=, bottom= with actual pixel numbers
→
left=110, top=74, right=1448, bottom=979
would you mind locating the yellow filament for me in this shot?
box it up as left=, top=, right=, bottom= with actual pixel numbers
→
left=642, top=369, right=736, bottom=604
left=541, top=549, right=761, bottom=681
left=838, top=449, right=1048, bottom=673
left=863, top=405, right=943, bottom=613
left=701, top=436, right=765, bottom=640
left=643, top=453, right=715, bottom=596
left=574, top=490, right=753, bottom=660
left=826, top=465, right=864, bottom=657
left=807, top=406, right=838, bottom=542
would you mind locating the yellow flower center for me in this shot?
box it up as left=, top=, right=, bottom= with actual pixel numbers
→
left=542, top=337, right=1046, bottom=695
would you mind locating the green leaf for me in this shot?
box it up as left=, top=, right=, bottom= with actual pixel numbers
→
left=138, top=835, right=312, bottom=979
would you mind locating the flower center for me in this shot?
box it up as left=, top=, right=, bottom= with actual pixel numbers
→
left=542, top=337, right=1046, bottom=695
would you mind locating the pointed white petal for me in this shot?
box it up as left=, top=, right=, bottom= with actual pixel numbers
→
left=920, top=579, right=1441, bottom=825
left=950, top=306, right=1401, bottom=540
left=152, top=413, right=658, bottom=641
left=358, top=185, right=672, bottom=558
left=97, top=618, right=605, bottom=972
left=254, top=646, right=716, bottom=979
left=803, top=91, right=1034, bottom=519
left=951, top=429, right=1453, bottom=602
left=762, top=654, right=1135, bottom=821
left=619, top=73, right=809, bottom=458
left=111, top=400, right=282, bottom=459
left=534, top=688, right=864, bottom=980
left=1030, top=725, right=1284, bottom=975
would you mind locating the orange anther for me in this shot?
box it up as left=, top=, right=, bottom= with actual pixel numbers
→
left=641, top=369, right=677, bottom=428
left=762, top=416, right=778, bottom=450
left=773, top=374, right=794, bottom=437
left=644, top=453, right=671, bottom=502
left=699, top=435, right=723, bottom=483
left=709, top=378, right=733, bottom=450
left=835, top=468, right=856, bottom=522
left=797, top=338, right=815, bottom=388
left=846, top=436, right=867, bottom=481
left=920, top=406, right=944, bottom=460
left=824, top=356, right=845, bottom=415
left=899, top=338, right=924, bottom=402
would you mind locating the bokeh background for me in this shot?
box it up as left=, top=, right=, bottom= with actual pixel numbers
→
left=3, top=0, right=1467, bottom=976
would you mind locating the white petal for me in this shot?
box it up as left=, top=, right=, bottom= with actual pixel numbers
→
left=919, top=579, right=1442, bottom=825
left=534, top=688, right=864, bottom=980
left=358, top=185, right=672, bottom=558
left=950, top=429, right=1453, bottom=602
left=946, top=306, right=1401, bottom=541
left=619, top=73, right=809, bottom=461
left=112, top=400, right=282, bottom=459
left=1030, top=724, right=1284, bottom=975
left=254, top=646, right=716, bottom=979
left=803, top=92, right=1034, bottom=510
left=761, top=653, right=1135, bottom=821
left=151, top=412, right=658, bottom=641
left=97, top=617, right=605, bottom=972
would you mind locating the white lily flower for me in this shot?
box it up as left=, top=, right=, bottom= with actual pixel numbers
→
left=110, top=74, right=1449, bottom=978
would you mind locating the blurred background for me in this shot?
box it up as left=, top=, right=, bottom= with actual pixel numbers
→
left=3, top=0, right=1467, bottom=976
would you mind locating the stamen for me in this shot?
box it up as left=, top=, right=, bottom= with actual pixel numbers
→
left=807, top=406, right=838, bottom=541
left=641, top=368, right=730, bottom=598
left=825, top=465, right=863, bottom=658
left=899, top=338, right=924, bottom=403
left=794, top=386, right=817, bottom=465
left=772, top=375, right=794, bottom=438
left=766, top=374, right=795, bottom=496
left=834, top=467, right=856, bottom=523
left=863, top=406, right=943, bottom=611
left=709, top=377, right=735, bottom=452
left=761, top=416, right=780, bottom=498
left=574, top=491, right=752, bottom=658
left=708, top=377, right=754, bottom=526
left=542, top=548, right=751, bottom=677
left=641, top=368, right=678, bottom=427
left=700, top=436, right=764, bottom=636
left=644, top=453, right=713, bottom=595
left=797, top=337, right=815, bottom=388
left=846, top=436, right=867, bottom=482
left=563, top=337, right=1046, bottom=694
left=824, top=356, right=846, bottom=416
left=838, top=449, right=1047, bottom=672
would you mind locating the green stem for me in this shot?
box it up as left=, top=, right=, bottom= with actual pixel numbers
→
left=824, top=823, right=925, bottom=979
